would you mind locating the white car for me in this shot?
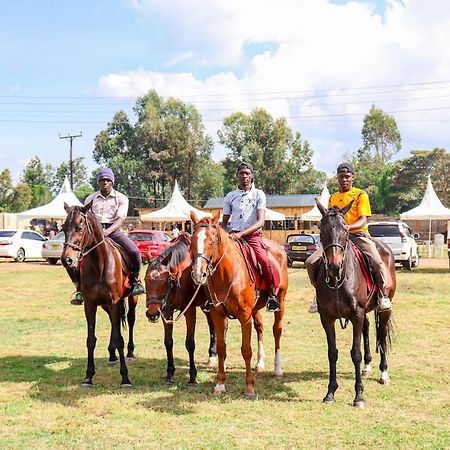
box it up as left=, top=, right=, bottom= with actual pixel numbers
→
left=368, top=221, right=419, bottom=270
left=0, top=229, right=47, bottom=262
left=41, top=231, right=65, bottom=265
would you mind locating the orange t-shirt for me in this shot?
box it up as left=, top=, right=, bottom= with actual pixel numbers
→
left=328, top=187, right=371, bottom=234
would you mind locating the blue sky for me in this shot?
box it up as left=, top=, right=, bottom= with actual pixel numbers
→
left=1, top=0, right=450, bottom=184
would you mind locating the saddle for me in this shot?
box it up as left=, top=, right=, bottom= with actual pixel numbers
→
left=350, top=241, right=377, bottom=294
left=235, top=238, right=281, bottom=290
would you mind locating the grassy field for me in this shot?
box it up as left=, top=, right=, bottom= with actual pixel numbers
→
left=0, top=259, right=449, bottom=449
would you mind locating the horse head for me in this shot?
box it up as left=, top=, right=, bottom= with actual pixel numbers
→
left=317, top=199, right=353, bottom=285
left=190, top=210, right=221, bottom=286
left=61, top=200, right=99, bottom=269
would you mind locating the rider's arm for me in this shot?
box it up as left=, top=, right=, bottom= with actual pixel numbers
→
left=221, top=214, right=231, bottom=230
left=104, top=218, right=125, bottom=236
left=104, top=191, right=128, bottom=236
left=348, top=215, right=367, bottom=232
left=231, top=208, right=266, bottom=239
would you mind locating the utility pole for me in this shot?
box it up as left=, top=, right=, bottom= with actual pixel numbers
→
left=59, top=132, right=82, bottom=190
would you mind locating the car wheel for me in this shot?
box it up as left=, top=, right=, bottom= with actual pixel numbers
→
left=287, top=258, right=293, bottom=267
left=47, top=258, right=58, bottom=265
left=15, top=248, right=25, bottom=262
left=411, top=254, right=419, bottom=268
left=402, top=254, right=412, bottom=270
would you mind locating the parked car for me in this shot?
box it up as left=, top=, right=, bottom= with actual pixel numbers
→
left=41, top=231, right=65, bottom=265
left=128, top=229, right=173, bottom=263
left=284, top=233, right=321, bottom=267
left=0, top=229, right=47, bottom=262
left=367, top=221, right=419, bottom=270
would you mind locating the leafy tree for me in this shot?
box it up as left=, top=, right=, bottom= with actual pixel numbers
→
left=0, top=169, right=14, bottom=211
left=361, top=105, right=401, bottom=164
left=218, top=109, right=323, bottom=194
left=53, top=157, right=89, bottom=193
left=9, top=183, right=32, bottom=212
left=20, top=156, right=54, bottom=208
left=197, top=160, right=225, bottom=207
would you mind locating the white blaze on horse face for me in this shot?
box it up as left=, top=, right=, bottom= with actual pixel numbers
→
left=195, top=228, right=207, bottom=276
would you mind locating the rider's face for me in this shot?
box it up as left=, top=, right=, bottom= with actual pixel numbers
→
left=237, top=168, right=254, bottom=190
left=99, top=178, right=113, bottom=195
left=337, top=172, right=354, bottom=192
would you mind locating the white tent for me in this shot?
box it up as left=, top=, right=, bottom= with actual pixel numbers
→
left=300, top=184, right=330, bottom=221
left=218, top=207, right=285, bottom=222
left=400, top=175, right=450, bottom=243
left=140, top=180, right=211, bottom=222
left=17, top=177, right=83, bottom=220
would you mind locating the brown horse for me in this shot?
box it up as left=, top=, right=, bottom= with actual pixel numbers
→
left=61, top=202, right=137, bottom=387
left=144, top=232, right=217, bottom=385
left=315, top=201, right=395, bottom=408
left=190, top=210, right=289, bottom=398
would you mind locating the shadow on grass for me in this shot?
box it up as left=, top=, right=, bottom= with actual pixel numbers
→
left=0, top=354, right=354, bottom=409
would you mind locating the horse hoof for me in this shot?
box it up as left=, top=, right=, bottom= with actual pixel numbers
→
left=207, top=356, right=218, bottom=369
left=164, top=378, right=174, bottom=385
left=244, top=391, right=258, bottom=401
left=255, top=364, right=265, bottom=373
left=213, top=384, right=226, bottom=395
left=108, top=359, right=119, bottom=366
left=322, top=395, right=335, bottom=404
left=353, top=400, right=365, bottom=409
left=187, top=381, right=198, bottom=387
left=362, top=365, right=372, bottom=377
left=378, top=377, right=391, bottom=385
left=126, top=356, right=136, bottom=364
left=120, top=383, right=133, bottom=389
left=81, top=381, right=93, bottom=388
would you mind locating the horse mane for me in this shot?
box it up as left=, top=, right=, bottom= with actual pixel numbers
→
left=151, top=232, right=191, bottom=271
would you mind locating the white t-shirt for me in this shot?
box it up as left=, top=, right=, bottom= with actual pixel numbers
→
left=223, top=184, right=266, bottom=232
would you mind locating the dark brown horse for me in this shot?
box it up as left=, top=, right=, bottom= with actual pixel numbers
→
left=190, top=210, right=289, bottom=398
left=144, top=232, right=217, bottom=385
left=61, top=202, right=138, bottom=387
left=315, top=201, right=396, bottom=408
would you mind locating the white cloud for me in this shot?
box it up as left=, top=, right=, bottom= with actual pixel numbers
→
left=109, top=0, right=450, bottom=174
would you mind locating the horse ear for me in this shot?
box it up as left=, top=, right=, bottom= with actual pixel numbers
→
left=190, top=210, right=199, bottom=224
left=64, top=202, right=70, bottom=213
left=341, top=200, right=354, bottom=215
left=212, top=210, right=220, bottom=224
left=83, top=200, right=93, bottom=213
left=316, top=199, right=328, bottom=216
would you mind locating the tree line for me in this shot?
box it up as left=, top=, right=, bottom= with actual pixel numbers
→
left=0, top=91, right=448, bottom=216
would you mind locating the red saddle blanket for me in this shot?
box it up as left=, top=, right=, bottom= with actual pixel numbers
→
left=350, top=241, right=377, bottom=293
left=237, top=239, right=281, bottom=290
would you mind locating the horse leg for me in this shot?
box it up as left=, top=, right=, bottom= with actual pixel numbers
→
left=362, top=315, right=373, bottom=376
left=376, top=310, right=392, bottom=385
left=272, top=291, right=286, bottom=378
left=211, top=311, right=228, bottom=395
left=163, top=321, right=175, bottom=384
left=185, top=307, right=198, bottom=385
left=240, top=316, right=256, bottom=398
left=350, top=314, right=365, bottom=408
left=203, top=310, right=217, bottom=369
left=101, top=305, right=119, bottom=365
left=82, top=303, right=98, bottom=387
left=252, top=309, right=265, bottom=372
left=110, top=303, right=132, bottom=387
left=320, top=314, right=338, bottom=403
left=125, top=295, right=137, bottom=362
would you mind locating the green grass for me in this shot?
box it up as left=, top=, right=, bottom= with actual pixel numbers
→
left=0, top=261, right=449, bottom=449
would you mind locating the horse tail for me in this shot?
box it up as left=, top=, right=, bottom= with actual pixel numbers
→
left=120, top=298, right=128, bottom=329
left=375, top=309, right=395, bottom=353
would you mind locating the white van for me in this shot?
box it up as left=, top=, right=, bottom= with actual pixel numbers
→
left=368, top=221, right=419, bottom=270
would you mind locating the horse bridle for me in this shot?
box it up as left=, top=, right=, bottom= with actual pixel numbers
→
left=63, top=209, right=105, bottom=261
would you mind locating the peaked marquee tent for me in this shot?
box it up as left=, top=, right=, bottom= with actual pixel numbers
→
left=140, top=180, right=211, bottom=223
left=400, top=175, right=450, bottom=243
left=300, top=184, right=331, bottom=221
left=18, top=177, right=83, bottom=220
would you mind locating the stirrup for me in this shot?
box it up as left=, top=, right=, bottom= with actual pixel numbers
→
left=308, top=297, right=318, bottom=313
left=70, top=291, right=84, bottom=305
left=266, top=295, right=280, bottom=312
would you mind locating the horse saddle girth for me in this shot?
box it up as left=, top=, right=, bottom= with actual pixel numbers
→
left=236, top=239, right=281, bottom=290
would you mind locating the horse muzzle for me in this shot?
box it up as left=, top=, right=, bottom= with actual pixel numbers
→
left=61, top=255, right=78, bottom=269
left=146, top=309, right=160, bottom=323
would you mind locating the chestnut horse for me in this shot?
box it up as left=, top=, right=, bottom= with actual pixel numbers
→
left=144, top=232, right=217, bottom=385
left=315, top=201, right=395, bottom=408
left=190, top=210, right=289, bottom=398
left=61, top=202, right=137, bottom=387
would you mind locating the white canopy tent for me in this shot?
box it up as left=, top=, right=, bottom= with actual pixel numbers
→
left=140, top=180, right=211, bottom=223
left=218, top=207, right=286, bottom=222
left=17, top=177, right=83, bottom=220
left=300, top=184, right=330, bottom=221
left=400, top=175, right=450, bottom=244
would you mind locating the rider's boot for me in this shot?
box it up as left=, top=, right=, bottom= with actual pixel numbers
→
left=70, top=291, right=84, bottom=305
left=131, top=273, right=145, bottom=296
left=378, top=294, right=392, bottom=311
left=307, top=296, right=318, bottom=313
left=266, top=291, right=280, bottom=312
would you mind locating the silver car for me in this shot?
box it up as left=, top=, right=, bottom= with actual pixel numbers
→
left=41, top=231, right=65, bottom=265
left=0, top=229, right=47, bottom=262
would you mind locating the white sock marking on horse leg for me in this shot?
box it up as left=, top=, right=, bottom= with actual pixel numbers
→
left=362, top=363, right=372, bottom=375
left=380, top=370, right=390, bottom=383
left=214, top=383, right=226, bottom=394
left=273, top=349, right=283, bottom=377
left=255, top=340, right=265, bottom=371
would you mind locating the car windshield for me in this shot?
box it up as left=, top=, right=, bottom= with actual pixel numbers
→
left=52, top=231, right=65, bottom=241
left=287, top=235, right=318, bottom=245
left=0, top=231, right=16, bottom=238
left=368, top=225, right=399, bottom=238
left=130, top=233, right=155, bottom=242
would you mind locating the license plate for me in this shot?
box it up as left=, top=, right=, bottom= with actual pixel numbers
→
left=292, top=245, right=307, bottom=251
left=51, top=245, right=60, bottom=250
